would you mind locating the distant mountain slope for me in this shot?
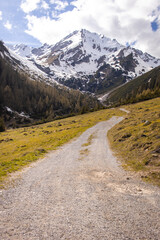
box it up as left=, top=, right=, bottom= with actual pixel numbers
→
left=5, top=42, right=58, bottom=87
left=7, top=44, right=33, bottom=58
left=105, top=66, right=160, bottom=106
left=0, top=41, right=101, bottom=128
left=7, top=29, right=160, bottom=94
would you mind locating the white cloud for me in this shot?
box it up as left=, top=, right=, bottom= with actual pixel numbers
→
left=24, top=0, right=160, bottom=57
left=41, top=1, right=50, bottom=10
left=21, top=0, right=50, bottom=13
left=4, top=20, right=12, bottom=30
left=50, top=0, right=68, bottom=11
left=52, top=11, right=58, bottom=18
left=0, top=11, right=2, bottom=21
left=20, top=0, right=41, bottom=13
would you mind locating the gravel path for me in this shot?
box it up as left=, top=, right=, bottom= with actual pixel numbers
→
left=0, top=116, right=160, bottom=240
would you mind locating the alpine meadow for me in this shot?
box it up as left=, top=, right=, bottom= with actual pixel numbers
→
left=0, top=0, right=160, bottom=239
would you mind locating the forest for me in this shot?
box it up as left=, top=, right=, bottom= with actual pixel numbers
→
left=106, top=65, right=160, bottom=106
left=0, top=53, right=101, bottom=129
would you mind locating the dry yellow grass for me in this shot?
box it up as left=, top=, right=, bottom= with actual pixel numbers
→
left=0, top=108, right=123, bottom=187
left=108, top=97, right=160, bottom=186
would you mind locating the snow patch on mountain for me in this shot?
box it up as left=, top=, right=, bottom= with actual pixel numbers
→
left=33, top=29, right=124, bottom=79
left=7, top=44, right=33, bottom=58
left=7, top=47, right=46, bottom=75
left=6, top=29, right=160, bottom=92
left=3, top=45, right=59, bottom=87
left=5, top=106, right=30, bottom=118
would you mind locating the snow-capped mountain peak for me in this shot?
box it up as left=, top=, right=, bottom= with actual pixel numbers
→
left=32, top=29, right=124, bottom=79
left=5, top=29, right=160, bottom=94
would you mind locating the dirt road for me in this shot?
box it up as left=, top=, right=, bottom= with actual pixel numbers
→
left=0, top=116, right=160, bottom=240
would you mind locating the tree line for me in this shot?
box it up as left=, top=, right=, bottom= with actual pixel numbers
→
left=106, top=66, right=160, bottom=106
left=0, top=50, right=102, bottom=129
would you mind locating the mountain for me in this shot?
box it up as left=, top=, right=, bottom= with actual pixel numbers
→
left=8, top=29, right=160, bottom=94
left=104, top=65, right=160, bottom=106
left=7, top=44, right=33, bottom=58
left=0, top=41, right=101, bottom=129
left=4, top=42, right=58, bottom=87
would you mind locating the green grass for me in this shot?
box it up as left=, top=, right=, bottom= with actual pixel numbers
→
left=80, top=148, right=89, bottom=155
left=82, top=132, right=97, bottom=147
left=106, top=66, right=160, bottom=106
left=2, top=98, right=159, bottom=187
left=108, top=97, right=160, bottom=186
left=0, top=108, right=123, bottom=187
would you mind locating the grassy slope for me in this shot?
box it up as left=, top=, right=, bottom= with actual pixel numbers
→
left=108, top=98, right=160, bottom=186
left=0, top=108, right=124, bottom=187
left=106, top=66, right=160, bottom=105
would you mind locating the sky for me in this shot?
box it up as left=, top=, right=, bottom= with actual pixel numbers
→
left=0, top=0, right=160, bottom=57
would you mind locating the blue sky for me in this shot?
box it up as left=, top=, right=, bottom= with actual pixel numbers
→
left=0, top=0, right=160, bottom=57
left=151, top=18, right=159, bottom=31
left=0, top=0, right=75, bottom=46
left=0, top=0, right=40, bottom=45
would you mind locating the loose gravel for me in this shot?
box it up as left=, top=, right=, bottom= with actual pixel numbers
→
left=0, top=116, right=160, bottom=240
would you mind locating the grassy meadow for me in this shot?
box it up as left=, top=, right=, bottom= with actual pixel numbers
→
left=108, top=97, right=160, bottom=186
left=0, top=108, right=124, bottom=187
left=1, top=97, right=160, bottom=188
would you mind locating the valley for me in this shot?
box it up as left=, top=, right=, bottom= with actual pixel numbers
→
left=1, top=29, right=160, bottom=130
left=1, top=1, right=160, bottom=239
left=0, top=28, right=160, bottom=187
left=0, top=28, right=160, bottom=188
left=0, top=106, right=160, bottom=239
left=0, top=108, right=124, bottom=187
left=0, top=97, right=160, bottom=188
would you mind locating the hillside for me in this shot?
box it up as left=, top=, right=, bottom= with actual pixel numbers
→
left=105, top=66, right=160, bottom=106
left=108, top=98, right=160, bottom=186
left=0, top=98, right=160, bottom=187
left=0, top=108, right=123, bottom=187
left=0, top=41, right=101, bottom=128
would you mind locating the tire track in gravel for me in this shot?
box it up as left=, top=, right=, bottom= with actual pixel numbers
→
left=0, top=116, right=160, bottom=240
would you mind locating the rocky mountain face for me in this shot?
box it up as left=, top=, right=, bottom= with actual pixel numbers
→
left=7, top=44, right=33, bottom=58
left=0, top=41, right=101, bottom=128
left=6, top=29, right=160, bottom=94
left=104, top=65, right=160, bottom=106
left=4, top=42, right=57, bottom=87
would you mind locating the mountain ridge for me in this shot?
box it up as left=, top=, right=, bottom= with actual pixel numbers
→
left=6, top=29, right=160, bottom=94
left=105, top=65, right=160, bottom=106
left=0, top=40, right=101, bottom=128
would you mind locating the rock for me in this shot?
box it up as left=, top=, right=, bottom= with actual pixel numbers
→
left=152, top=154, right=158, bottom=157
left=37, top=148, right=46, bottom=153
left=121, top=133, right=132, bottom=139
left=151, top=146, right=160, bottom=154
left=4, top=138, right=13, bottom=142
left=141, top=175, right=147, bottom=178
left=145, top=160, right=150, bottom=165
left=154, top=147, right=160, bottom=153
left=137, top=189, right=142, bottom=192
left=143, top=120, right=151, bottom=126
left=141, top=134, right=147, bottom=137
